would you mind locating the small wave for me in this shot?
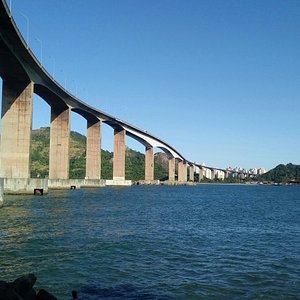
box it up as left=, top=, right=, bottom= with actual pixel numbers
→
left=79, top=283, right=169, bottom=300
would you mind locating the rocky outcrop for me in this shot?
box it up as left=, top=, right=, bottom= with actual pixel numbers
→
left=0, top=274, right=57, bottom=300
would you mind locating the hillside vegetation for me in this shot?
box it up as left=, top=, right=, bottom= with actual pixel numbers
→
left=257, top=163, right=300, bottom=183
left=30, top=127, right=168, bottom=180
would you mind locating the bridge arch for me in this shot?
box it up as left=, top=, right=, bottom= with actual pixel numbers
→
left=34, top=83, right=67, bottom=109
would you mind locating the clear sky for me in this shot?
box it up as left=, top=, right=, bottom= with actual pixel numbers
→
left=1, top=0, right=299, bottom=170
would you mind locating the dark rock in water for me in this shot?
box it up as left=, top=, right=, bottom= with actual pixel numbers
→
left=0, top=274, right=58, bottom=300
left=0, top=281, right=9, bottom=300
left=0, top=280, right=7, bottom=292
left=12, top=274, right=36, bottom=291
left=12, top=274, right=37, bottom=300
left=0, top=282, right=22, bottom=300
left=71, top=290, right=78, bottom=299
left=36, top=289, right=58, bottom=300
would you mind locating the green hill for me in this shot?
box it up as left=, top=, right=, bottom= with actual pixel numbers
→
left=30, top=127, right=168, bottom=181
left=257, top=163, right=300, bottom=183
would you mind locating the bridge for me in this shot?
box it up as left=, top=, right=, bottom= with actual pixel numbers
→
left=0, top=0, right=243, bottom=194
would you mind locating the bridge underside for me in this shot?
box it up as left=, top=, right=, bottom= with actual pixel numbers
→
left=0, top=0, right=234, bottom=194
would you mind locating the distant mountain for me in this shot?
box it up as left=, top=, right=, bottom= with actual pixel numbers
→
left=30, top=127, right=168, bottom=180
left=257, top=163, right=300, bottom=183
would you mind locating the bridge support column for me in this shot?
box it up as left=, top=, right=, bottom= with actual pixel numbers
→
left=189, top=165, right=195, bottom=182
left=0, top=80, right=33, bottom=178
left=168, top=157, right=175, bottom=181
left=178, top=160, right=187, bottom=182
left=113, top=128, right=126, bottom=180
left=199, top=168, right=204, bottom=182
left=86, top=119, right=101, bottom=179
left=145, top=146, right=154, bottom=181
left=49, top=106, right=70, bottom=179
left=211, top=169, right=216, bottom=180
left=183, top=161, right=188, bottom=181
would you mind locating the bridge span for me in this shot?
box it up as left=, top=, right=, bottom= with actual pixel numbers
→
left=0, top=0, right=239, bottom=193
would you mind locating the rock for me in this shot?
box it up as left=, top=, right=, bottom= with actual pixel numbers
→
left=18, top=288, right=36, bottom=300
left=0, top=280, right=7, bottom=291
left=12, top=274, right=36, bottom=291
left=12, top=274, right=36, bottom=300
left=36, top=289, right=58, bottom=300
left=1, top=275, right=58, bottom=300
left=0, top=281, right=8, bottom=299
left=72, top=290, right=78, bottom=299
left=0, top=282, right=24, bottom=300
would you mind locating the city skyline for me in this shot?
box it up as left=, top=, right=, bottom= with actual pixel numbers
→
left=1, top=0, right=299, bottom=171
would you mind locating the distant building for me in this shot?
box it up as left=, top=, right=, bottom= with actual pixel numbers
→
left=226, top=166, right=267, bottom=178
left=258, top=168, right=267, bottom=175
left=249, top=168, right=258, bottom=175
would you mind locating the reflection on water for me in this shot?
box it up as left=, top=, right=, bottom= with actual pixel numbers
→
left=0, top=185, right=300, bottom=299
left=1, top=200, right=32, bottom=242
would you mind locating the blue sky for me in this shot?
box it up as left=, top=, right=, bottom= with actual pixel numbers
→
left=1, top=0, right=299, bottom=170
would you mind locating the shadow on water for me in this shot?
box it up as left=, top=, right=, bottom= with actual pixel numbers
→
left=79, top=283, right=170, bottom=300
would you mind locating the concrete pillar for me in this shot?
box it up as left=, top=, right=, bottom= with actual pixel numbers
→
left=113, top=128, right=126, bottom=180
left=0, top=178, right=3, bottom=208
left=0, top=80, right=33, bottom=178
left=168, top=157, right=175, bottom=181
left=145, top=146, right=154, bottom=181
left=178, top=160, right=187, bottom=182
left=189, top=165, right=195, bottom=182
left=199, top=168, right=204, bottom=181
left=86, top=119, right=101, bottom=179
left=211, top=169, right=216, bottom=180
left=49, top=106, right=70, bottom=179
left=183, top=161, right=187, bottom=181
left=221, top=171, right=225, bottom=180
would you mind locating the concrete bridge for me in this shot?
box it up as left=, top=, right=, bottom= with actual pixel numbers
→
left=0, top=0, right=241, bottom=194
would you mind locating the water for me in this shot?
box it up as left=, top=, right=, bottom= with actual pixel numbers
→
left=0, top=185, right=299, bottom=299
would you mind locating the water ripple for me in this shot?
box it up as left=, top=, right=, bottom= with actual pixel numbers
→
left=1, top=185, right=299, bottom=299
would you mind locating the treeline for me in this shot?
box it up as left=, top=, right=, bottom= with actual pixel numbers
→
left=30, top=128, right=299, bottom=184
left=30, top=127, right=168, bottom=181
left=256, top=163, right=300, bottom=183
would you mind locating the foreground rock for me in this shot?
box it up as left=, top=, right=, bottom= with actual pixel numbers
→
left=0, top=274, right=57, bottom=300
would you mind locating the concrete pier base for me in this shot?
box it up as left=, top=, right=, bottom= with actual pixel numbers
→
left=161, top=180, right=196, bottom=186
left=137, top=180, right=160, bottom=185
left=48, top=179, right=105, bottom=189
left=3, top=178, right=48, bottom=195
left=106, top=177, right=132, bottom=186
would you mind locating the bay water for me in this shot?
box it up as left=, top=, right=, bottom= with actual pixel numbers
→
left=0, top=185, right=299, bottom=299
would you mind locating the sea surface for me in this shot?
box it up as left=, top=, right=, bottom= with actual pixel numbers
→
left=0, top=185, right=299, bottom=299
